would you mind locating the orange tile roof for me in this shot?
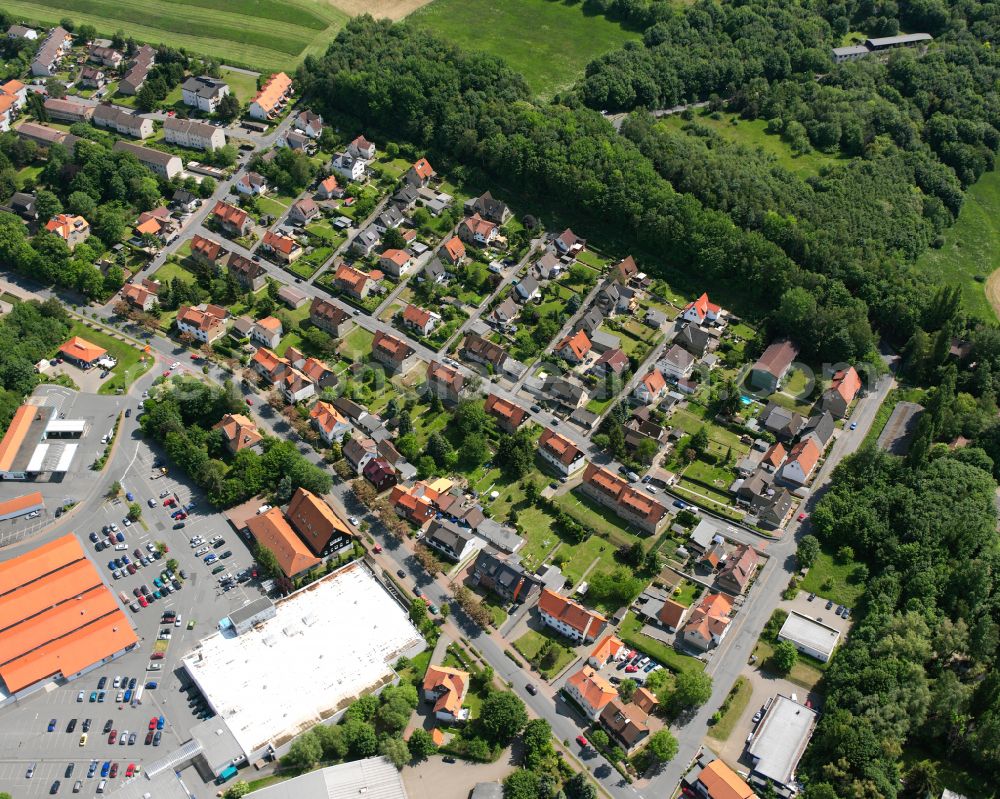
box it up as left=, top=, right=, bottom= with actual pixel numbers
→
left=309, top=401, right=346, bottom=435
left=380, top=249, right=410, bottom=267
left=0, top=531, right=81, bottom=596
left=1, top=79, right=25, bottom=95
left=641, top=369, right=666, bottom=395
left=191, top=234, right=224, bottom=262
left=423, top=665, right=468, bottom=715
left=212, top=200, right=248, bottom=229
left=176, top=306, right=224, bottom=334
left=135, top=217, right=161, bottom=236
left=556, top=329, right=591, bottom=360
left=538, top=589, right=605, bottom=636
left=462, top=213, right=496, bottom=239
left=539, top=428, right=582, bottom=466
left=335, top=263, right=370, bottom=294
left=59, top=335, right=106, bottom=364
left=402, top=304, right=433, bottom=328
left=263, top=230, right=297, bottom=255
left=286, top=487, right=352, bottom=555
left=319, top=175, right=338, bottom=193
left=0, top=558, right=99, bottom=631
left=684, top=292, right=721, bottom=321
left=634, top=687, right=658, bottom=713
left=484, top=394, right=527, bottom=429
left=581, top=464, right=667, bottom=525
left=0, top=492, right=43, bottom=518
left=213, top=413, right=262, bottom=452
left=788, top=436, right=821, bottom=476
left=443, top=237, right=465, bottom=261
left=251, top=71, right=292, bottom=115
left=430, top=728, right=445, bottom=746
left=256, top=316, right=281, bottom=333
left=427, top=360, right=463, bottom=391
left=566, top=665, right=618, bottom=714
left=829, top=366, right=861, bottom=404
left=762, top=442, right=786, bottom=468
left=372, top=330, right=414, bottom=363
left=245, top=507, right=320, bottom=576
left=589, top=634, right=624, bottom=664
left=698, top=759, right=757, bottom=799
left=45, top=213, right=88, bottom=240
left=122, top=283, right=156, bottom=307
left=0, top=586, right=115, bottom=665
left=0, top=94, right=14, bottom=115
left=411, top=158, right=434, bottom=180
left=0, top=405, right=39, bottom=473
left=658, top=599, right=688, bottom=629
left=251, top=347, right=285, bottom=377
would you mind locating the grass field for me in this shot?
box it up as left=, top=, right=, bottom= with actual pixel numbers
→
left=657, top=112, right=842, bottom=178
left=408, top=0, right=640, bottom=98
left=916, top=166, right=1000, bottom=322
left=799, top=545, right=866, bottom=608
left=707, top=676, right=752, bottom=743
left=6, top=0, right=349, bottom=72
left=513, top=629, right=577, bottom=680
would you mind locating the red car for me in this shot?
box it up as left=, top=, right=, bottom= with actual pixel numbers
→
left=138, top=596, right=148, bottom=608
left=150, top=652, right=164, bottom=660
left=373, top=544, right=383, bottom=554
left=109, top=763, right=118, bottom=778
left=797, top=512, right=807, bottom=521
left=162, top=370, right=170, bottom=377
left=145, top=731, right=154, bottom=745
left=625, top=664, right=638, bottom=673
left=126, top=763, right=136, bottom=778
left=576, top=735, right=589, bottom=747
left=163, top=499, right=175, bottom=507
left=148, top=718, right=157, bottom=730
left=190, top=353, right=198, bottom=360
left=108, top=730, right=117, bottom=744
left=245, top=398, right=254, bottom=406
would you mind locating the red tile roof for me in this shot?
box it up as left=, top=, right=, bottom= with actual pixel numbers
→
left=262, top=230, right=297, bottom=255
left=538, top=589, right=606, bottom=636
left=411, top=158, right=434, bottom=180
left=829, top=366, right=861, bottom=404
left=484, top=394, right=527, bottom=429
left=539, top=428, right=582, bottom=466
left=402, top=304, right=433, bottom=328
left=556, top=329, right=592, bottom=360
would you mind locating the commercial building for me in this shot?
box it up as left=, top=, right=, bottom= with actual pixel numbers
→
left=776, top=610, right=841, bottom=663
left=181, top=563, right=424, bottom=762
left=243, top=757, right=408, bottom=799
left=0, top=404, right=85, bottom=480
left=747, top=695, right=817, bottom=790
left=225, top=597, right=276, bottom=636
left=0, top=534, right=138, bottom=699
left=0, top=491, right=44, bottom=521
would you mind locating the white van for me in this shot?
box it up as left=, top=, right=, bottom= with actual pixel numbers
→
left=97, top=779, right=107, bottom=793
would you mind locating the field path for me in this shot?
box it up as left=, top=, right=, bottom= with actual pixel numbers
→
left=985, top=269, right=1000, bottom=319
left=327, top=0, right=434, bottom=19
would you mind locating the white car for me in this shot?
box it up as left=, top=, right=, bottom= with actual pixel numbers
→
left=77, top=691, right=85, bottom=702
left=170, top=362, right=179, bottom=370
left=348, top=516, right=359, bottom=527
left=194, top=546, right=210, bottom=556
left=122, top=518, right=131, bottom=527
left=146, top=542, right=157, bottom=552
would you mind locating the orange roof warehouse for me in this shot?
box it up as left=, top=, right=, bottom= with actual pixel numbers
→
left=0, top=534, right=138, bottom=699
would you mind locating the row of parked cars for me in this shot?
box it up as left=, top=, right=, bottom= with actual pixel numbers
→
left=614, top=649, right=662, bottom=678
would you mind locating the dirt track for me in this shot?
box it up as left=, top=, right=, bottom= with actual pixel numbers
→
left=986, top=269, right=1000, bottom=320
left=326, top=0, right=433, bottom=19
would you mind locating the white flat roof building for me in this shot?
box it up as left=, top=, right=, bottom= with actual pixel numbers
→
left=182, top=562, right=424, bottom=760
left=748, top=694, right=817, bottom=787
left=245, top=756, right=408, bottom=799
left=777, top=610, right=841, bottom=662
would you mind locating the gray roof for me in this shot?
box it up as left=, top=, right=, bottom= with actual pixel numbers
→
left=113, top=140, right=180, bottom=168
left=473, top=517, right=524, bottom=554
left=427, top=518, right=474, bottom=553
left=471, top=783, right=504, bottom=799
left=182, top=75, right=228, bottom=100
left=590, top=329, right=621, bottom=350
left=661, top=344, right=694, bottom=370
left=867, top=33, right=932, bottom=47
left=802, top=411, right=834, bottom=446
left=516, top=274, right=539, bottom=296
left=244, top=757, right=407, bottom=799
left=577, top=307, right=604, bottom=334
left=227, top=597, right=274, bottom=627
left=544, top=375, right=586, bottom=402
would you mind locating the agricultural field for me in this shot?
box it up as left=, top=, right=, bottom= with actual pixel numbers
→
left=916, top=166, right=1000, bottom=322
left=408, top=0, right=640, bottom=98
left=5, top=0, right=349, bottom=73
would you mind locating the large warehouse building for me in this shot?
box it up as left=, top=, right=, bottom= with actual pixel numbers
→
left=180, top=561, right=424, bottom=766
left=0, top=534, right=138, bottom=701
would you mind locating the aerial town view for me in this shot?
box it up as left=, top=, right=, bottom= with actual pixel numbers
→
left=0, top=2, right=997, bottom=799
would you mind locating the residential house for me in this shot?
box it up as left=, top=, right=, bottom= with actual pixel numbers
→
left=564, top=665, right=618, bottom=721
left=249, top=71, right=292, bottom=120
left=15, top=122, right=72, bottom=148
left=122, top=280, right=158, bottom=311
left=78, top=66, right=106, bottom=90
left=372, top=204, right=403, bottom=234
left=676, top=323, right=712, bottom=358
left=376, top=440, right=417, bottom=483
left=612, top=256, right=638, bottom=284
left=404, top=157, right=435, bottom=187
left=331, top=151, right=365, bottom=182
left=299, top=356, right=336, bottom=389
left=1, top=191, right=36, bottom=222
left=425, top=518, right=483, bottom=563
left=822, top=366, right=861, bottom=418
left=761, top=403, right=805, bottom=443
left=235, top=171, right=268, bottom=196
left=577, top=307, right=604, bottom=336
left=250, top=316, right=283, bottom=349
left=227, top=254, right=266, bottom=292
left=334, top=263, right=372, bottom=298
left=7, top=25, right=38, bottom=40
left=30, top=27, right=71, bottom=77
left=464, top=191, right=511, bottom=224
left=315, top=175, right=342, bottom=200
left=554, top=228, right=585, bottom=255
left=458, top=213, right=498, bottom=247
left=690, top=756, right=758, bottom=799
left=580, top=464, right=670, bottom=535
left=213, top=413, right=262, bottom=455
left=176, top=304, right=227, bottom=343
left=363, top=457, right=397, bottom=492
left=471, top=549, right=540, bottom=604
left=287, top=486, right=353, bottom=556
left=634, top=370, right=667, bottom=404
left=441, top=236, right=466, bottom=266
left=45, top=214, right=90, bottom=250
left=538, top=589, right=606, bottom=643
left=657, top=598, right=690, bottom=633
left=0, top=82, right=23, bottom=131
left=391, top=184, right=418, bottom=211
left=244, top=507, right=319, bottom=578
left=595, top=283, right=621, bottom=317
left=592, top=348, right=629, bottom=378
left=118, top=45, right=155, bottom=95
left=462, top=334, right=508, bottom=373
left=402, top=304, right=440, bottom=337
left=761, top=442, right=786, bottom=473
left=134, top=207, right=177, bottom=245
left=538, top=428, right=586, bottom=476
left=172, top=189, right=199, bottom=214
left=277, top=129, right=310, bottom=152
left=682, top=293, right=723, bottom=325
left=781, top=437, right=821, bottom=486
left=543, top=375, right=587, bottom=410
left=113, top=141, right=182, bottom=179
left=89, top=45, right=124, bottom=69
left=716, top=544, right=759, bottom=595
left=44, top=98, right=94, bottom=124
left=556, top=329, right=592, bottom=364
left=588, top=635, right=626, bottom=668
left=645, top=307, right=669, bottom=329
left=163, top=116, right=226, bottom=151
left=491, top=297, right=519, bottom=327
left=514, top=274, right=540, bottom=303
left=288, top=197, right=320, bottom=226
left=181, top=75, right=229, bottom=113
left=802, top=411, right=835, bottom=449
left=371, top=330, right=417, bottom=373
left=624, top=418, right=669, bottom=458
left=534, top=251, right=562, bottom=280
left=682, top=593, right=733, bottom=652
left=261, top=230, right=302, bottom=264
left=634, top=688, right=659, bottom=715
left=750, top=339, right=799, bottom=393
left=191, top=234, right=227, bottom=270
left=484, top=394, right=528, bottom=434
left=599, top=699, right=651, bottom=754
left=347, top=135, right=376, bottom=160
left=309, top=297, right=349, bottom=337
left=756, top=487, right=793, bottom=529
left=427, top=360, right=466, bottom=405
left=343, top=435, right=378, bottom=474
left=422, top=665, right=469, bottom=723
left=658, top=344, right=695, bottom=381
left=293, top=109, right=323, bottom=139
left=250, top=347, right=290, bottom=384
left=390, top=483, right=437, bottom=528
left=351, top=227, right=380, bottom=257
left=379, top=249, right=415, bottom=278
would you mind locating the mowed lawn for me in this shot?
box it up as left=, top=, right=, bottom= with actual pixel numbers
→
left=916, top=166, right=1000, bottom=322
left=5, top=0, right=348, bottom=72
left=408, top=0, right=641, bottom=98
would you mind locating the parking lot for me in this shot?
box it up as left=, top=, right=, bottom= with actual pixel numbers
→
left=0, top=431, right=267, bottom=799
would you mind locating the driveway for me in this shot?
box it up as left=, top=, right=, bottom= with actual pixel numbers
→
left=403, top=750, right=516, bottom=799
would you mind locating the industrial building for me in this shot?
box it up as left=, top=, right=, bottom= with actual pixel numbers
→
left=747, top=694, right=817, bottom=791
left=244, top=757, right=407, bottom=799
left=0, top=404, right=86, bottom=480
left=777, top=610, right=841, bottom=663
